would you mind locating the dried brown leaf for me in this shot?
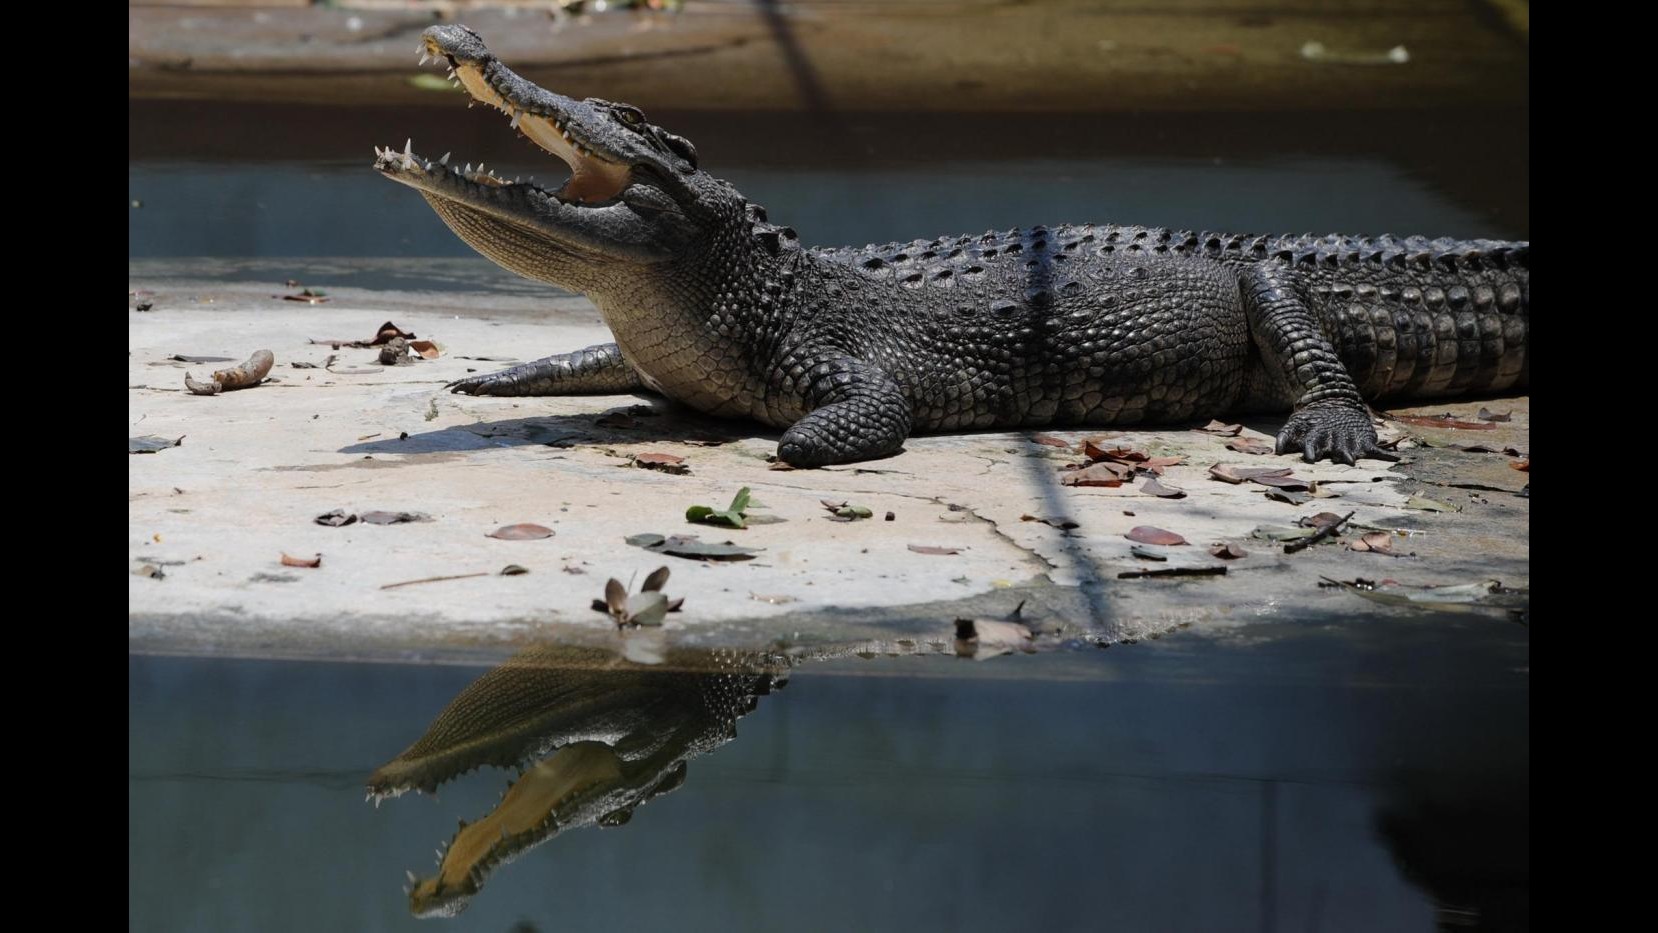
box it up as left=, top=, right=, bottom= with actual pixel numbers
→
left=1209, top=543, right=1248, bottom=559
left=1125, top=526, right=1186, bottom=546
left=1224, top=437, right=1274, bottom=455
left=1349, top=532, right=1396, bottom=554
left=280, top=553, right=321, bottom=568
left=633, top=452, right=689, bottom=474
left=1199, top=420, right=1244, bottom=436
left=1209, top=464, right=1294, bottom=484
left=1140, top=477, right=1186, bottom=498
left=1476, top=408, right=1512, bottom=422
left=1060, top=463, right=1126, bottom=487
left=487, top=523, right=555, bottom=540
left=1031, top=434, right=1074, bottom=449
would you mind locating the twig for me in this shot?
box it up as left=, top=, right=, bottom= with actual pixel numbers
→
left=1284, top=510, right=1356, bottom=554
left=380, top=572, right=489, bottom=590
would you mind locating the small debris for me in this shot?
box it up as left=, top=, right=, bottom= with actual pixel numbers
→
left=1060, top=463, right=1127, bottom=487
left=185, top=350, right=274, bottom=395
left=1031, top=434, right=1074, bottom=449
left=1404, top=495, right=1459, bottom=513
left=1321, top=577, right=1527, bottom=616
left=280, top=553, right=322, bottom=568
left=1129, top=545, right=1168, bottom=561
left=279, top=288, right=330, bottom=304
left=378, top=337, right=415, bottom=366
left=135, top=301, right=154, bottom=312
left=885, top=511, right=896, bottom=521
left=908, top=544, right=962, bottom=555
left=314, top=509, right=358, bottom=527
left=361, top=511, right=432, bottom=525
left=1125, top=526, right=1186, bottom=546
left=633, top=452, right=689, bottom=475
left=133, top=564, right=165, bottom=579
left=1209, top=543, right=1248, bottom=559
left=1199, top=420, right=1243, bottom=436
left=750, top=593, right=797, bottom=605
left=1300, top=512, right=1348, bottom=529
left=1252, top=525, right=1319, bottom=542
left=1348, top=532, right=1408, bottom=556
left=821, top=500, right=875, bottom=521
left=1476, top=408, right=1513, bottom=422
left=129, top=435, right=185, bottom=454
left=291, top=362, right=319, bottom=370
left=1118, top=565, right=1228, bottom=579
left=1225, top=437, right=1274, bottom=455
left=1263, top=488, right=1312, bottom=505
left=1020, top=513, right=1079, bottom=530
left=1510, top=459, right=1530, bottom=473
left=500, top=565, right=530, bottom=575
left=487, top=523, right=555, bottom=540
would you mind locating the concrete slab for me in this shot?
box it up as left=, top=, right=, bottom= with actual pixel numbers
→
left=128, top=265, right=1529, bottom=661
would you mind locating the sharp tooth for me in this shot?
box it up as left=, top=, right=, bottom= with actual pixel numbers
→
left=477, top=162, right=485, bottom=173
left=404, top=138, right=412, bottom=157
left=424, top=160, right=432, bottom=170
left=419, top=52, right=431, bottom=66
left=464, top=162, right=472, bottom=174
left=510, top=110, right=523, bottom=129
left=405, top=870, right=419, bottom=884
left=439, top=152, right=451, bottom=165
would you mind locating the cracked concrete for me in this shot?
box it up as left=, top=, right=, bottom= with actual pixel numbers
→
left=128, top=265, right=1530, bottom=662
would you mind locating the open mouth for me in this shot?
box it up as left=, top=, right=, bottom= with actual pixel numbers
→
left=374, top=30, right=632, bottom=206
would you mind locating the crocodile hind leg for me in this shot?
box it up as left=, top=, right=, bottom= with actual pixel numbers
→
left=776, top=358, right=912, bottom=468
left=1240, top=265, right=1399, bottom=465
left=447, top=343, right=644, bottom=396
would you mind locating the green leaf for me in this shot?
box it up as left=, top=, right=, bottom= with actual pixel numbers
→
left=728, top=486, right=752, bottom=514
left=686, top=505, right=715, bottom=523
left=625, top=591, right=669, bottom=626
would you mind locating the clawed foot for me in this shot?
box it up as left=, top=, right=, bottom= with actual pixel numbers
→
left=445, top=372, right=506, bottom=395
left=1275, top=405, right=1399, bottom=465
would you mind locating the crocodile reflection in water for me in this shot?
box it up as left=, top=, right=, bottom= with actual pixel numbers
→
left=367, top=643, right=789, bottom=918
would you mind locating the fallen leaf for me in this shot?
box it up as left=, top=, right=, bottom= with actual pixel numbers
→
left=1510, top=459, right=1529, bottom=472
left=1140, top=477, right=1186, bottom=498
left=500, top=565, right=529, bottom=575
left=1199, top=420, right=1243, bottom=436
left=1060, top=463, right=1127, bottom=487
left=1225, top=437, right=1274, bottom=455
left=487, top=523, right=556, bottom=540
left=628, top=533, right=760, bottom=561
left=1389, top=413, right=1497, bottom=431
left=1126, top=526, right=1186, bottom=546
left=1129, top=545, right=1168, bottom=561
left=1264, top=488, right=1311, bottom=505
left=1249, top=473, right=1310, bottom=490
left=1208, top=464, right=1293, bottom=484
left=369, top=321, right=414, bottom=344
left=1085, top=442, right=1148, bottom=462
left=362, top=511, right=433, bottom=525
left=909, top=544, right=962, bottom=555
left=281, top=553, right=321, bottom=568
left=407, top=340, right=443, bottom=360
left=687, top=487, right=753, bottom=529
left=314, top=509, right=357, bottom=527
left=129, top=435, right=185, bottom=454
left=1209, top=543, right=1248, bottom=559
left=1031, top=434, right=1073, bottom=449
left=1349, top=532, right=1397, bottom=554
left=1021, top=513, right=1079, bottom=530
left=1476, top=408, right=1512, bottom=422
left=133, top=564, right=165, bottom=579
left=1404, top=495, right=1458, bottom=513
left=633, top=452, right=689, bottom=475
left=1300, top=512, right=1348, bottom=529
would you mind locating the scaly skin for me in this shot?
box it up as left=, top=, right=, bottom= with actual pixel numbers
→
left=378, top=25, right=1530, bottom=468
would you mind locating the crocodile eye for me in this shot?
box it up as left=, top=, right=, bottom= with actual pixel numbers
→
left=616, top=108, right=644, bottom=127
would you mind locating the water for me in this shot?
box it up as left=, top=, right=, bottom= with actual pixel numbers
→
left=129, top=104, right=1528, bottom=266
left=129, top=614, right=1527, bottom=932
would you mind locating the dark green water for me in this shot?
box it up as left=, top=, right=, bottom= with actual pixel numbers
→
left=129, top=614, right=1527, bottom=933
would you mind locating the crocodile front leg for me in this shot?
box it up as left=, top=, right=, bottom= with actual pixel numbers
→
left=776, top=358, right=912, bottom=468
left=447, top=343, right=644, bottom=396
left=1241, top=265, right=1399, bottom=465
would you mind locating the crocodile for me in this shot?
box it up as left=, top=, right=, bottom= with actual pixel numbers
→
left=376, top=25, right=1530, bottom=468
left=368, top=643, right=787, bottom=918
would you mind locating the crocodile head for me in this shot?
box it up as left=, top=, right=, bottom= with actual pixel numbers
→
left=367, top=644, right=786, bottom=918
left=375, top=25, right=741, bottom=293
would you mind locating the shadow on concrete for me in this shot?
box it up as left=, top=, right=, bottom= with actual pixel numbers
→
left=338, top=404, right=765, bottom=457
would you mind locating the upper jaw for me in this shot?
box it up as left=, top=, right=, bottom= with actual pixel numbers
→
left=415, top=24, right=632, bottom=205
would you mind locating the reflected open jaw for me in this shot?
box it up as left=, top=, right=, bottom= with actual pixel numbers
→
left=405, top=32, right=633, bottom=205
